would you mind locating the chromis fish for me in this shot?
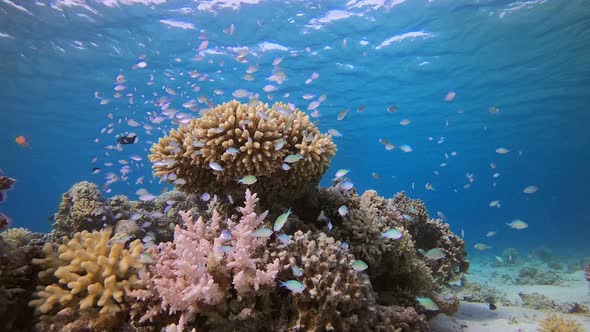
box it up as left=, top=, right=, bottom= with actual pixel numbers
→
left=474, top=243, right=492, bottom=251
left=274, top=208, right=292, bottom=232
left=338, top=205, right=348, bottom=216
left=423, top=248, right=445, bottom=260
left=352, top=259, right=368, bottom=271
left=486, top=231, right=496, bottom=237
left=506, top=219, right=528, bottom=229
left=280, top=280, right=305, bottom=293
left=251, top=228, right=273, bottom=238
left=284, top=154, right=304, bottom=163
left=215, top=245, right=234, bottom=253
left=489, top=200, right=501, bottom=208
left=399, top=144, right=413, bottom=153
left=209, top=161, right=223, bottom=171
left=335, top=169, right=349, bottom=178
left=402, top=214, right=415, bottom=222
left=277, top=233, right=292, bottom=245
left=117, top=133, right=137, bottom=145
left=340, top=181, right=354, bottom=191
left=382, top=228, right=403, bottom=240
left=416, top=297, right=439, bottom=311
left=523, top=185, right=539, bottom=194
left=237, top=175, right=257, bottom=185
left=291, top=265, right=303, bottom=277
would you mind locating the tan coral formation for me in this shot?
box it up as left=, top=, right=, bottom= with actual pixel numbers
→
left=30, top=229, right=145, bottom=319
left=1, top=227, right=33, bottom=247
left=538, top=314, right=585, bottom=332
left=149, top=100, right=336, bottom=198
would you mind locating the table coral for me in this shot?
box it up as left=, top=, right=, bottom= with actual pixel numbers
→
left=30, top=228, right=145, bottom=326
left=149, top=100, right=336, bottom=200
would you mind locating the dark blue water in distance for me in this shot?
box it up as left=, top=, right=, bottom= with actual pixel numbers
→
left=1, top=0, right=589, bottom=259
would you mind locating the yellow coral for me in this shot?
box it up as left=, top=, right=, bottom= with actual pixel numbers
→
left=150, top=100, right=336, bottom=195
left=1, top=227, right=33, bottom=246
left=538, top=314, right=585, bottom=332
left=30, top=229, right=144, bottom=315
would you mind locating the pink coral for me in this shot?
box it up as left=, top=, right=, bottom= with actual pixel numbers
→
left=129, top=189, right=280, bottom=328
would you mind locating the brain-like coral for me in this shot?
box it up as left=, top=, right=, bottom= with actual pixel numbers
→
left=30, top=229, right=145, bottom=320
left=149, top=100, right=336, bottom=198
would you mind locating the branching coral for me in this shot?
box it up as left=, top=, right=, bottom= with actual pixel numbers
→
left=149, top=100, right=336, bottom=199
left=1, top=227, right=33, bottom=247
left=30, top=229, right=145, bottom=318
left=52, top=181, right=113, bottom=238
left=538, top=314, right=584, bottom=332
left=129, top=189, right=280, bottom=330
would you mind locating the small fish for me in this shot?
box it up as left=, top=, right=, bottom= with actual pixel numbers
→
left=399, top=144, right=413, bottom=153
left=117, top=134, right=137, bottom=145
left=291, top=265, right=303, bottom=277
left=338, top=205, right=348, bottom=216
left=15, top=135, right=31, bottom=149
left=337, top=109, right=349, bottom=120
left=424, top=248, right=445, bottom=260
left=437, top=211, right=446, bottom=220
left=385, top=143, right=395, bottom=151
left=220, top=230, right=232, bottom=240
left=280, top=280, right=305, bottom=293
left=357, top=105, right=366, bottom=112
left=372, top=172, right=381, bottom=179
left=274, top=208, right=292, bottom=232
left=506, top=219, right=528, bottom=229
left=277, top=233, right=292, bottom=245
left=215, top=245, right=234, bottom=253
left=474, top=243, right=491, bottom=251
left=251, top=228, right=273, bottom=238
left=335, top=169, right=349, bottom=178
left=136, top=188, right=157, bottom=202
left=340, top=181, right=354, bottom=191
left=352, top=259, right=368, bottom=271
left=92, top=167, right=101, bottom=174
left=209, top=161, right=223, bottom=171
left=417, top=297, right=439, bottom=311
left=387, top=105, right=398, bottom=113
left=200, top=192, right=211, bottom=201
left=399, top=119, right=411, bottom=126
left=281, top=163, right=291, bottom=170
left=382, top=228, right=403, bottom=240
left=523, top=185, right=539, bottom=194
left=284, top=154, right=304, bottom=163
left=486, top=231, right=496, bottom=237
left=340, top=242, right=349, bottom=249
left=328, top=129, right=343, bottom=137
left=495, top=147, right=510, bottom=154
left=489, top=200, right=501, bottom=208
left=425, top=182, right=435, bottom=190
left=402, top=214, right=414, bottom=222
left=275, top=139, right=285, bottom=150
left=444, top=91, right=456, bottom=102
left=495, top=256, right=504, bottom=263
left=237, top=175, right=257, bottom=185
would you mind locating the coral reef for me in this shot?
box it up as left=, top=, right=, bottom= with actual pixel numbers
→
left=534, top=247, right=554, bottom=263
left=149, top=100, right=336, bottom=201
left=52, top=181, right=113, bottom=238
left=516, top=266, right=562, bottom=285
left=538, top=314, right=585, bottom=332
left=459, top=278, right=511, bottom=306
left=502, top=248, right=521, bottom=265
left=585, top=264, right=590, bottom=286
left=0, top=236, right=44, bottom=331
left=30, top=229, right=145, bottom=330
left=519, top=292, right=589, bottom=314
left=1, top=226, right=33, bottom=246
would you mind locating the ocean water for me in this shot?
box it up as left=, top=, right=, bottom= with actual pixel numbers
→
left=1, top=0, right=590, bottom=263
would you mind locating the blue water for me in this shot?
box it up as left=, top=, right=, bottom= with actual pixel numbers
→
left=1, top=0, right=589, bottom=256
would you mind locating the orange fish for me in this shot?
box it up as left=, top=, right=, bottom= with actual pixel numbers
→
left=15, top=135, right=31, bottom=149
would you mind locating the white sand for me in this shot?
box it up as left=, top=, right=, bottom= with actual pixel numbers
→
left=429, top=261, right=590, bottom=331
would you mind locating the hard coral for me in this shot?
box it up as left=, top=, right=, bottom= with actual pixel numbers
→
left=0, top=175, right=16, bottom=191
left=538, top=314, right=584, bottom=332
left=1, top=226, right=33, bottom=247
left=129, top=189, right=280, bottom=330
left=30, top=229, right=145, bottom=319
left=149, top=100, right=336, bottom=199
left=52, top=181, right=113, bottom=238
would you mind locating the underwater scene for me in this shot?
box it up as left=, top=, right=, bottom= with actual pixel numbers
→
left=1, top=0, right=590, bottom=331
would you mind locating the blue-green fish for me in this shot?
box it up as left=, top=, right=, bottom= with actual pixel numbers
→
left=250, top=228, right=273, bottom=238
left=280, top=280, right=305, bottom=293
left=416, top=297, right=439, bottom=311
left=215, top=245, right=234, bottom=253
left=402, top=214, right=414, bottom=222
left=277, top=233, right=292, bottom=245
left=382, top=228, right=403, bottom=240
left=352, top=259, right=368, bottom=271
left=284, top=154, right=303, bottom=163
left=423, top=248, right=445, bottom=260
left=291, top=265, right=303, bottom=277
left=335, top=169, right=349, bottom=178
left=274, top=208, right=292, bottom=232
left=237, top=175, right=257, bottom=185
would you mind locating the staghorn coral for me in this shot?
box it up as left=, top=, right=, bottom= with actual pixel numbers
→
left=538, top=314, right=585, bottom=332
left=1, top=226, right=33, bottom=247
left=30, top=228, right=145, bottom=330
left=52, top=181, right=113, bottom=238
left=129, top=189, right=281, bottom=331
left=149, top=100, right=336, bottom=201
